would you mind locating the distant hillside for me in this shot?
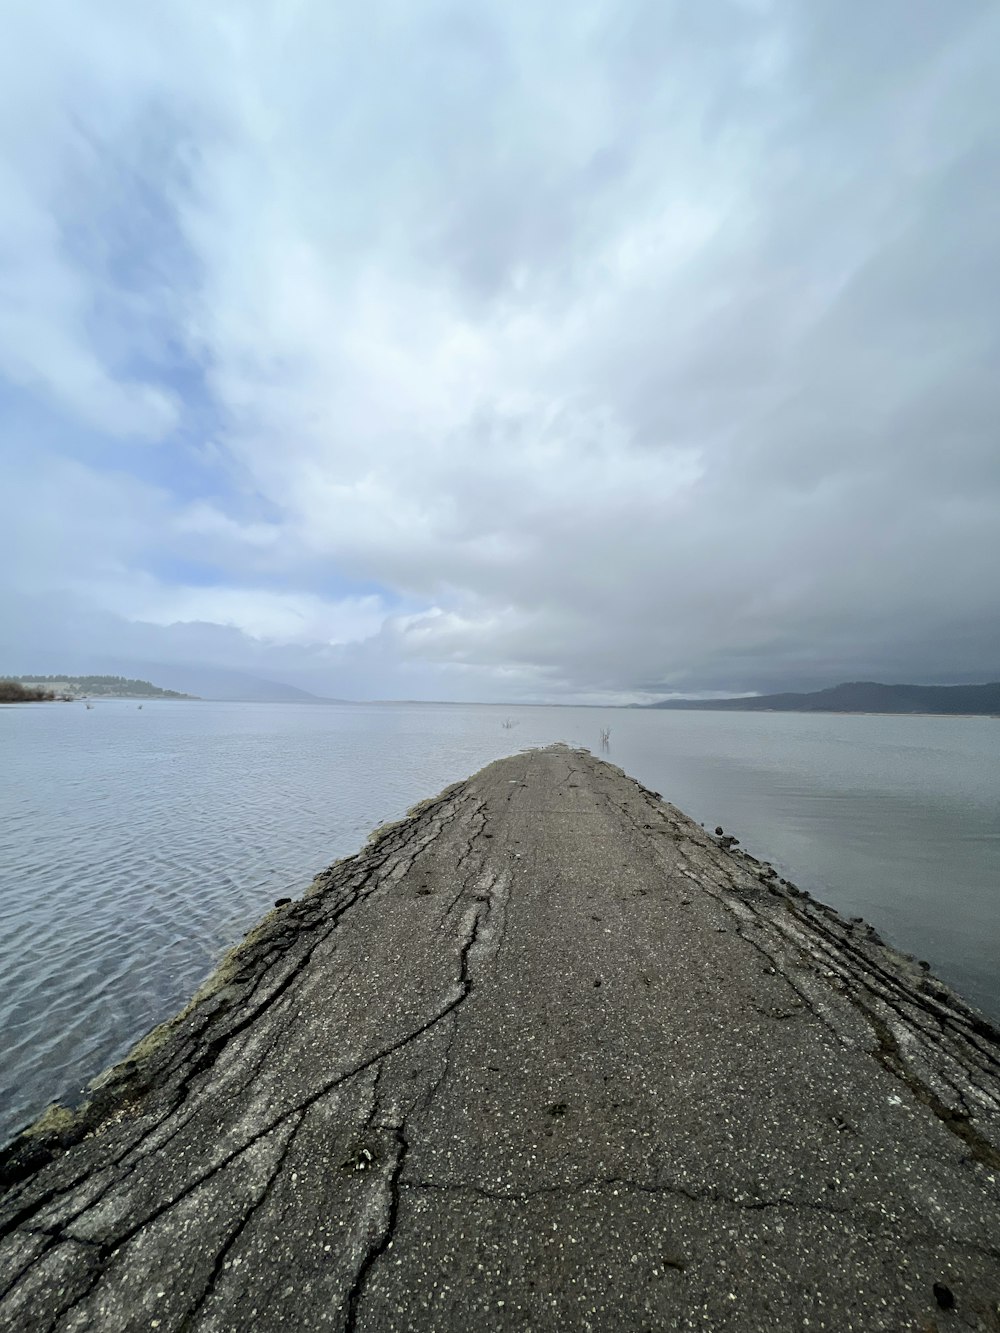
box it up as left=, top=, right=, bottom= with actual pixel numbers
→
left=13, top=662, right=345, bottom=702
left=119, top=665, right=333, bottom=702
left=645, top=681, right=1000, bottom=715
left=11, top=675, right=195, bottom=700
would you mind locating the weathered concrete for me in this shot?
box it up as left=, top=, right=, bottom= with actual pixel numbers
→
left=1, top=744, right=998, bottom=1331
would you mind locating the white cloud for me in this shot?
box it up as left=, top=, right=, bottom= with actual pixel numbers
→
left=2, top=0, right=999, bottom=699
left=132, top=587, right=386, bottom=647
left=171, top=503, right=282, bottom=551
left=0, top=12, right=182, bottom=440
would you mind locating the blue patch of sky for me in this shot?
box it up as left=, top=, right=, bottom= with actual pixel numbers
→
left=17, top=101, right=300, bottom=542
left=52, top=102, right=243, bottom=507
left=143, top=550, right=402, bottom=609
left=0, top=379, right=108, bottom=459
left=140, top=555, right=235, bottom=590
left=9, top=101, right=409, bottom=618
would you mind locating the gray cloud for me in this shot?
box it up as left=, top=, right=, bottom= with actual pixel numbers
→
left=1, top=0, right=998, bottom=700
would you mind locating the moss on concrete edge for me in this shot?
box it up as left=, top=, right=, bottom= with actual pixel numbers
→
left=4, top=901, right=295, bottom=1162
left=1, top=765, right=493, bottom=1172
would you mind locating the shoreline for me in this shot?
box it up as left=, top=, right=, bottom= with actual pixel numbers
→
left=2, top=746, right=998, bottom=1329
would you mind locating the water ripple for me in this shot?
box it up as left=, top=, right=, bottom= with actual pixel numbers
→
left=1, top=699, right=998, bottom=1143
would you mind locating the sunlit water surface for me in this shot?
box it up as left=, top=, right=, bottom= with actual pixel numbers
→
left=1, top=700, right=997, bottom=1142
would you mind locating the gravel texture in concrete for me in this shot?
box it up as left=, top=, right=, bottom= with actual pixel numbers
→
left=1, top=745, right=998, bottom=1331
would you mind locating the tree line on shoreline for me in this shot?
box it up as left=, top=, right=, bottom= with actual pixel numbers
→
left=1, top=675, right=194, bottom=701
left=0, top=681, right=59, bottom=702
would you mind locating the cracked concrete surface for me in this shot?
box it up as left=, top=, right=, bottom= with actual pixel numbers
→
left=1, top=744, right=999, bottom=1331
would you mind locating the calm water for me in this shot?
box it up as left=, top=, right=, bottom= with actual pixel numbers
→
left=1, top=700, right=997, bottom=1142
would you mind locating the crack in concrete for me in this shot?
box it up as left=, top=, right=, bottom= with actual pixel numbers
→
left=179, top=1113, right=306, bottom=1328
left=855, top=999, right=1000, bottom=1170
left=0, top=791, right=475, bottom=1246
left=1, top=873, right=499, bottom=1312
left=2, top=747, right=998, bottom=1332
left=601, top=770, right=1000, bottom=1171
left=343, top=1117, right=408, bottom=1332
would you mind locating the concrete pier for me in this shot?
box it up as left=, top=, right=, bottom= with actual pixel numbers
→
left=1, top=745, right=998, bottom=1331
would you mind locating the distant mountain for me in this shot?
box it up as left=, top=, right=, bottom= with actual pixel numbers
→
left=9, top=675, right=194, bottom=699
left=108, top=663, right=338, bottom=703
left=644, top=681, right=1000, bottom=715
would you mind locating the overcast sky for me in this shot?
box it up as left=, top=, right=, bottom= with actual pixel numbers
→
left=2, top=1, right=998, bottom=702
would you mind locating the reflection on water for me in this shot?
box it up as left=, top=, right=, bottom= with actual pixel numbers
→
left=1, top=700, right=997, bottom=1141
